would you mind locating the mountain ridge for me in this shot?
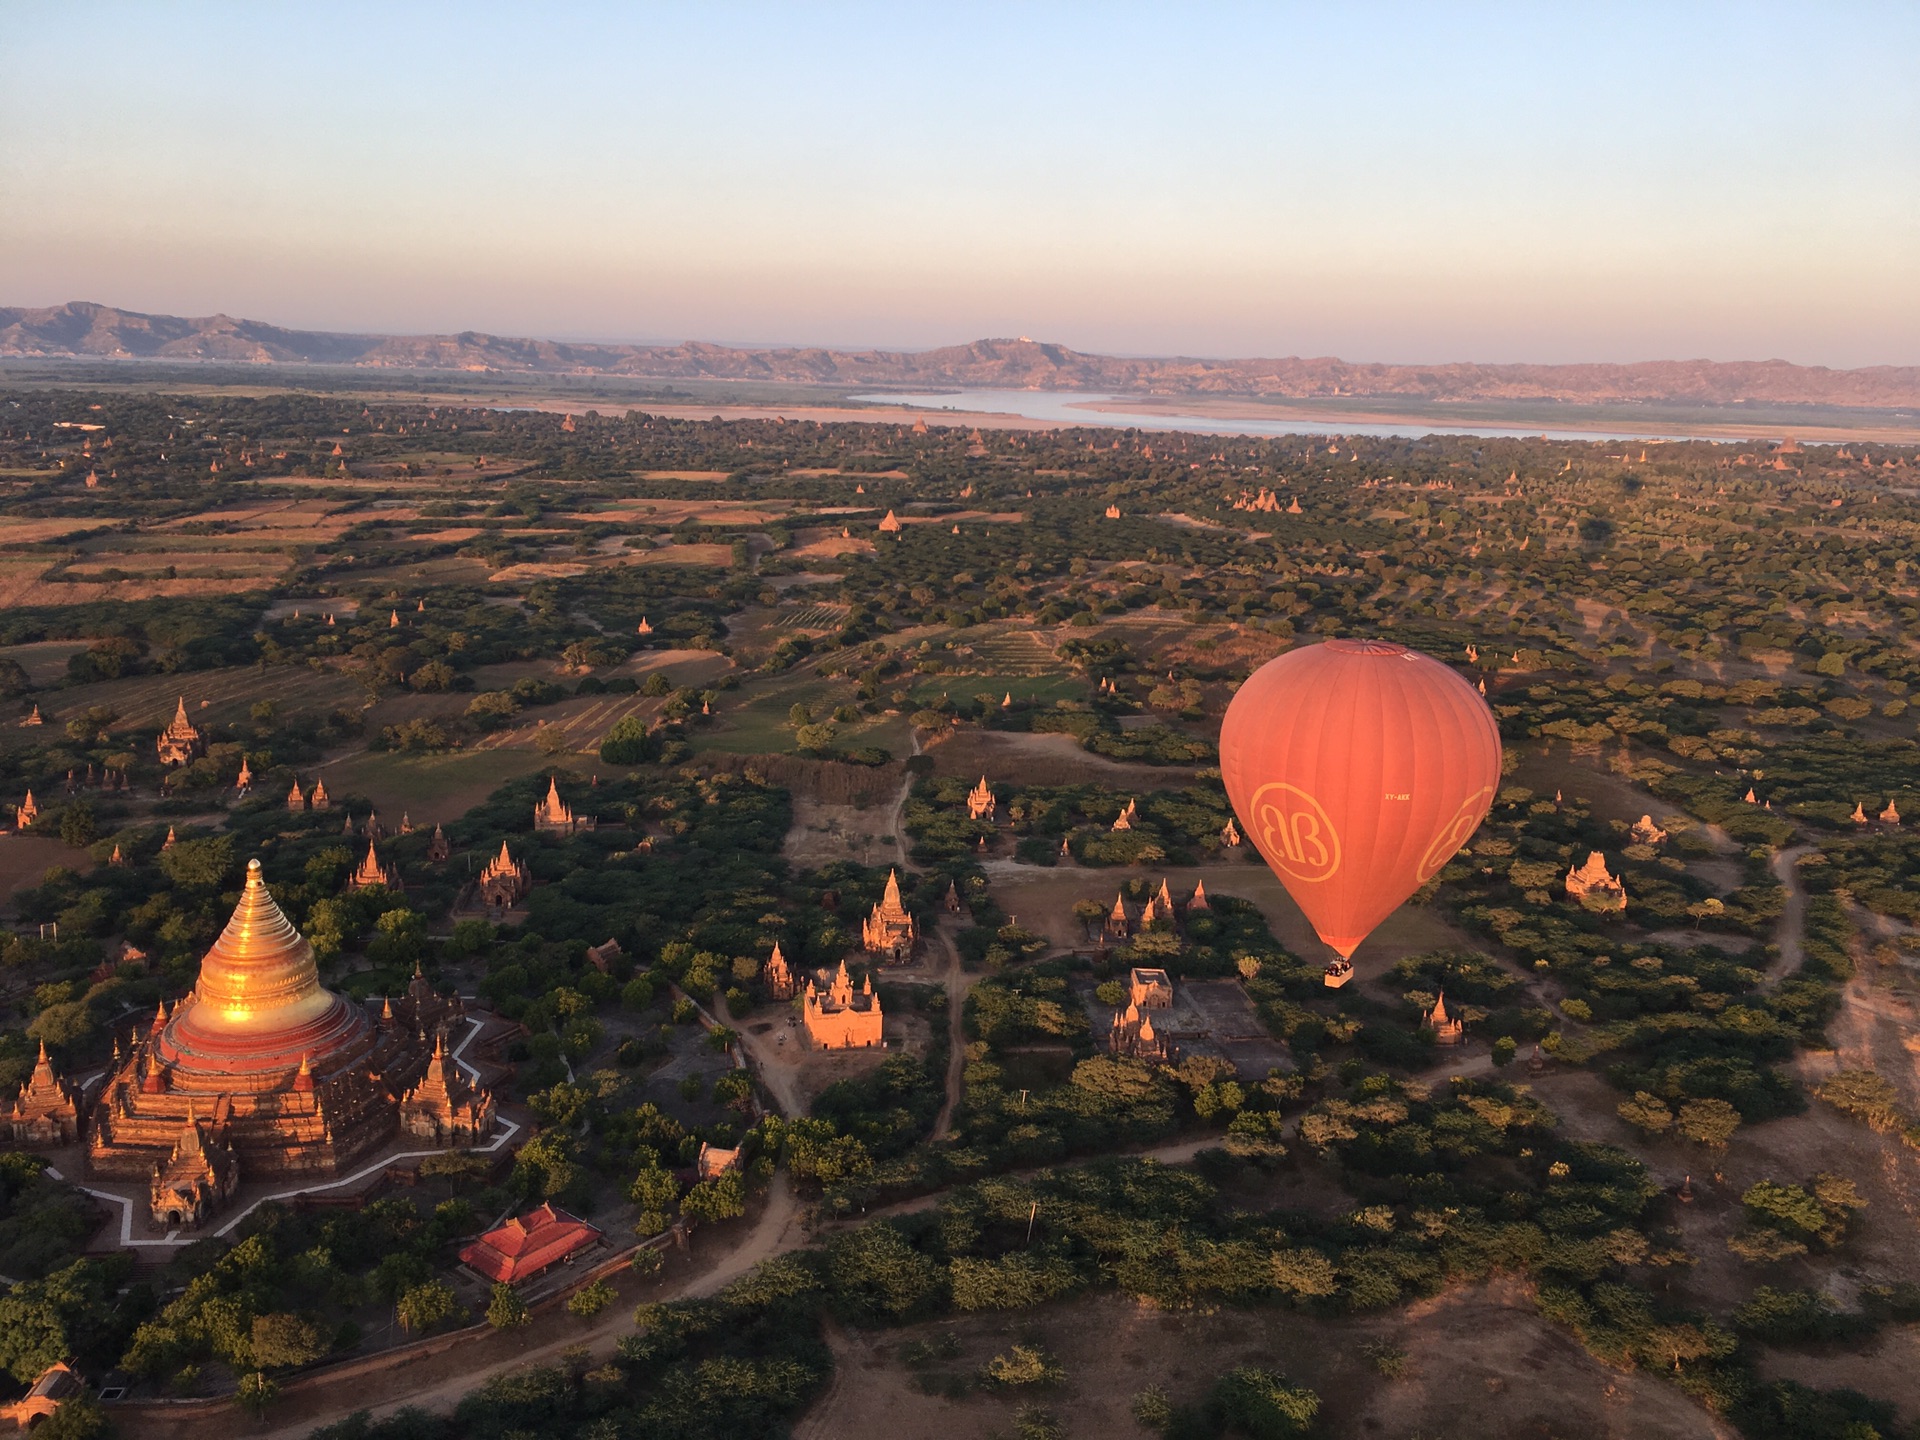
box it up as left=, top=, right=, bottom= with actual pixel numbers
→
left=3, top=300, right=1917, bottom=409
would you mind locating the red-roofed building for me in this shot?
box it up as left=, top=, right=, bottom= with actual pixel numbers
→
left=459, top=1203, right=602, bottom=1285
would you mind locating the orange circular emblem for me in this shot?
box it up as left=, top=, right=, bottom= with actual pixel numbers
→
left=1248, top=782, right=1341, bottom=884
left=1416, top=787, right=1493, bottom=882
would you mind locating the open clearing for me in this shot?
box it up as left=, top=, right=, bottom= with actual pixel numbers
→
left=794, top=1278, right=1727, bottom=1440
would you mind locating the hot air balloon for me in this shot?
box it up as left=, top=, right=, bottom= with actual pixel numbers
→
left=1220, top=639, right=1501, bottom=986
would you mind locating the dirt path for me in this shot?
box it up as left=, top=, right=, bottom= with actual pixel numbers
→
left=888, top=730, right=921, bottom=867
left=928, top=924, right=974, bottom=1143
left=1767, top=843, right=1814, bottom=982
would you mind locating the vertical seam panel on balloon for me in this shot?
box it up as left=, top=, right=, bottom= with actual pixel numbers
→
left=1301, top=648, right=1342, bottom=945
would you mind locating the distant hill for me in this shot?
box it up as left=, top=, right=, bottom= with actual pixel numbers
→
left=3, top=300, right=1917, bottom=409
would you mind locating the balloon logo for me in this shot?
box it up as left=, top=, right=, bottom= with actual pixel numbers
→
left=1248, top=782, right=1341, bottom=883
left=1417, top=787, right=1495, bottom=882
left=1221, top=639, right=1502, bottom=960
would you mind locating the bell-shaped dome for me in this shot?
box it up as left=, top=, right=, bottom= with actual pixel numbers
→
left=188, top=859, right=335, bottom=1035
left=162, top=859, right=371, bottom=1081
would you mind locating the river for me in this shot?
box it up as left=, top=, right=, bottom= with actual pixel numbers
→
left=848, top=388, right=1841, bottom=444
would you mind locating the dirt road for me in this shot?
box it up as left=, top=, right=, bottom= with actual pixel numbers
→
left=1767, top=844, right=1814, bottom=982
left=928, top=923, right=971, bottom=1143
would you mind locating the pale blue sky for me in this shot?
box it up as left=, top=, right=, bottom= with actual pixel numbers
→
left=2, top=2, right=1915, bottom=365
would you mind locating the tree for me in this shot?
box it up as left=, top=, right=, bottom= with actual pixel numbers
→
left=981, top=1344, right=1062, bottom=1387
left=396, top=1280, right=459, bottom=1335
left=249, top=1312, right=326, bottom=1370
left=0, top=1261, right=109, bottom=1383
left=368, top=908, right=425, bottom=967
left=566, top=1279, right=614, bottom=1320
left=31, top=1392, right=107, bottom=1439
left=1677, top=1098, right=1741, bottom=1150
left=599, top=714, right=650, bottom=764
left=1269, top=1248, right=1339, bottom=1298
left=467, top=691, right=521, bottom=730
left=1210, top=1366, right=1320, bottom=1439
left=27, top=1002, right=94, bottom=1051
left=680, top=1170, right=746, bottom=1224
left=1617, top=1091, right=1674, bottom=1136
left=159, top=834, right=234, bottom=890
left=629, top=1165, right=680, bottom=1235
left=485, top=1284, right=530, bottom=1330
left=794, top=722, right=837, bottom=753
left=236, top=1370, right=278, bottom=1414
left=58, top=805, right=95, bottom=848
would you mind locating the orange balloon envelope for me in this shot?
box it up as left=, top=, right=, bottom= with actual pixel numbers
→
left=1220, top=639, right=1502, bottom=959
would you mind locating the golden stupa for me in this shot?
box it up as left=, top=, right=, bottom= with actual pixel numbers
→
left=85, top=859, right=488, bottom=1227
left=180, top=859, right=347, bottom=1041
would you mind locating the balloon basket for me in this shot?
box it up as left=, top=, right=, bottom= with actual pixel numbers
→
left=1322, top=960, right=1353, bottom=989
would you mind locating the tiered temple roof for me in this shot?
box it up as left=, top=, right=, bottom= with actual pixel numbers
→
left=7, top=1043, right=80, bottom=1146
left=860, top=869, right=916, bottom=959
left=156, top=697, right=205, bottom=767
left=150, top=1108, right=238, bottom=1229
left=399, top=1031, right=495, bottom=1145
left=348, top=839, right=402, bottom=893
left=14, top=789, right=36, bottom=832
left=966, top=776, right=995, bottom=821
left=534, top=776, right=594, bottom=834
left=477, top=842, right=531, bottom=908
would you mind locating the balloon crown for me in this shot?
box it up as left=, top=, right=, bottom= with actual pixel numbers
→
left=1325, top=638, right=1415, bottom=658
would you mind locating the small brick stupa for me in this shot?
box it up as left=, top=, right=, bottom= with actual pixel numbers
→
left=763, top=942, right=795, bottom=1000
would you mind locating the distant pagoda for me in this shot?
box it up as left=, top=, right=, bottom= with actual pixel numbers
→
left=156, top=697, right=205, bottom=767
left=860, top=870, right=916, bottom=960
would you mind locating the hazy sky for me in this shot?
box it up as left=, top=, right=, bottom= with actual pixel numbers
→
left=3, top=2, right=1915, bottom=365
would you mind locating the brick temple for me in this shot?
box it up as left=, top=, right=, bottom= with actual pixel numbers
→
left=83, top=859, right=495, bottom=1229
